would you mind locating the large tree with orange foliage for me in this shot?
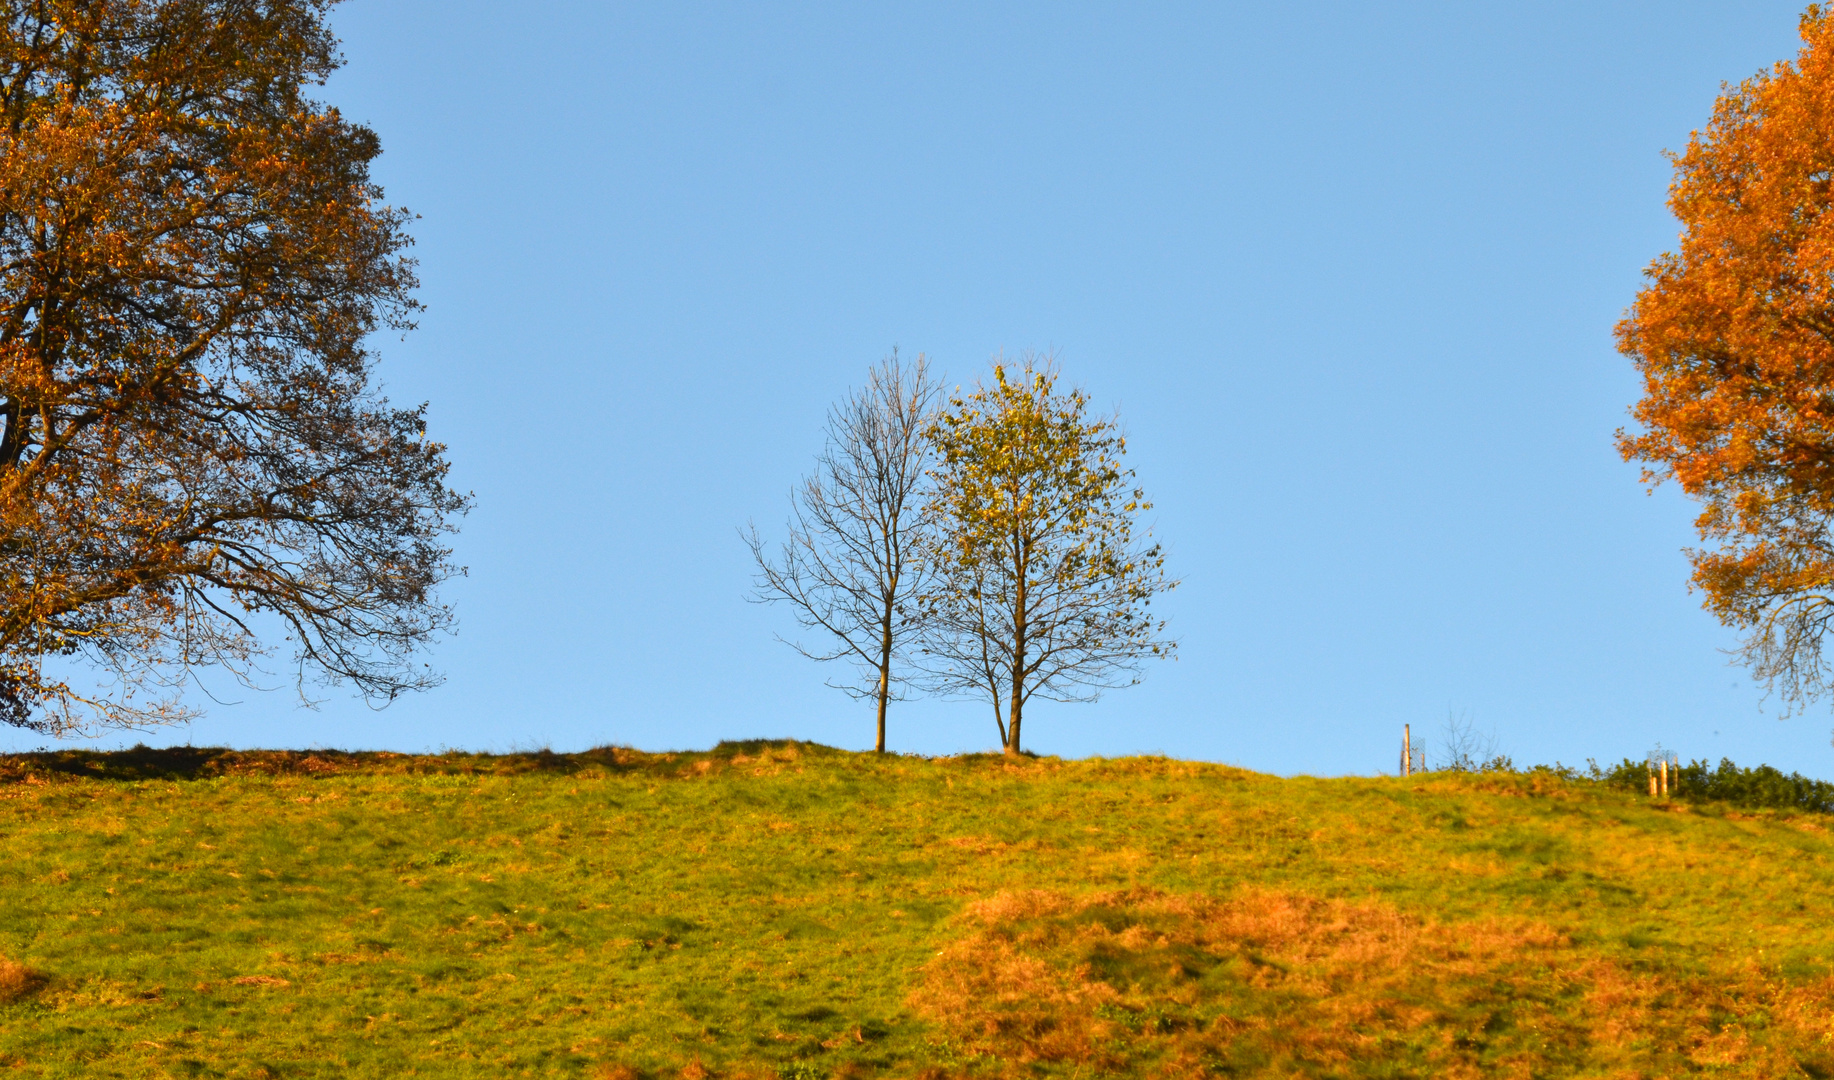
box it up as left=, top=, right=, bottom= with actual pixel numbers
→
left=1620, top=5, right=1834, bottom=710
left=0, top=1, right=466, bottom=734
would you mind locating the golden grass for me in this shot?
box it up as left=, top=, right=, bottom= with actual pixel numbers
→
left=912, top=887, right=1834, bottom=1078
left=3, top=742, right=1833, bottom=1076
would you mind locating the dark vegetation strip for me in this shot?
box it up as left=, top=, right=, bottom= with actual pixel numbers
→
left=0, top=738, right=856, bottom=783
left=1594, top=756, right=1834, bottom=814
left=5, top=742, right=1829, bottom=817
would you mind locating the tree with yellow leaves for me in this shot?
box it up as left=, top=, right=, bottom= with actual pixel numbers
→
left=0, top=1, right=467, bottom=733
left=920, top=356, right=1175, bottom=756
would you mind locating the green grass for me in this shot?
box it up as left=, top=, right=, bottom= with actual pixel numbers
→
left=0, top=740, right=1831, bottom=1077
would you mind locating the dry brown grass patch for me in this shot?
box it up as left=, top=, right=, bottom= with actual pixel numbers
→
left=911, top=888, right=1834, bottom=1078
left=942, top=836, right=1010, bottom=856
left=0, top=956, right=44, bottom=1003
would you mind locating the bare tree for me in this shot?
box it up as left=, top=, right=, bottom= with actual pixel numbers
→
left=918, top=355, right=1176, bottom=755
left=1432, top=710, right=1507, bottom=773
left=747, top=352, right=941, bottom=752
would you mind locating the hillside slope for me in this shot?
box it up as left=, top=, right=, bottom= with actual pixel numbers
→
left=0, top=741, right=1830, bottom=1078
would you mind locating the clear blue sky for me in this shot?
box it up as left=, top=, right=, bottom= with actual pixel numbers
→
left=5, top=1, right=1828, bottom=777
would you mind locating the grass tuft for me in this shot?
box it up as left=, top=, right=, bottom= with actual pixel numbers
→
left=0, top=956, right=43, bottom=1004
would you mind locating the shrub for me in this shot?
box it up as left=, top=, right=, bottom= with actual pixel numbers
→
left=1595, top=756, right=1834, bottom=814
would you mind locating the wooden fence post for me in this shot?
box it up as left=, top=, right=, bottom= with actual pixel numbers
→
left=1403, top=724, right=1412, bottom=778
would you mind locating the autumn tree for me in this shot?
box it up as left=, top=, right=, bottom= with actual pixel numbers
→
left=0, top=1, right=467, bottom=733
left=1617, top=6, right=1834, bottom=711
left=748, top=352, right=941, bottom=752
left=920, top=356, right=1174, bottom=756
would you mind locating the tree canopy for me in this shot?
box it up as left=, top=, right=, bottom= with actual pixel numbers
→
left=919, top=357, right=1174, bottom=755
left=1619, top=6, right=1834, bottom=710
left=0, top=0, right=466, bottom=733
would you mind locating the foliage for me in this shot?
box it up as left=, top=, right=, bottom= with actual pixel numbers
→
left=2, top=744, right=1834, bottom=1076
left=920, top=356, right=1175, bottom=754
left=1618, top=6, right=1834, bottom=711
left=0, top=1, right=467, bottom=734
left=749, top=352, right=941, bottom=752
left=1596, top=754, right=1834, bottom=813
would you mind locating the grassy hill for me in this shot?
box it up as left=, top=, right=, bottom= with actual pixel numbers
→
left=0, top=741, right=1831, bottom=1078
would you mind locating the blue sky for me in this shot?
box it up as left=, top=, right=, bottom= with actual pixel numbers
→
left=7, top=1, right=1830, bottom=777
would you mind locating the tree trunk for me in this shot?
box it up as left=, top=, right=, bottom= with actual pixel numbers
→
left=875, top=593, right=894, bottom=753
left=1007, top=562, right=1026, bottom=757
left=0, top=398, right=21, bottom=468
left=1006, top=686, right=1022, bottom=756
left=1006, top=522, right=1029, bottom=757
left=874, top=673, right=889, bottom=754
left=874, top=671, right=888, bottom=753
